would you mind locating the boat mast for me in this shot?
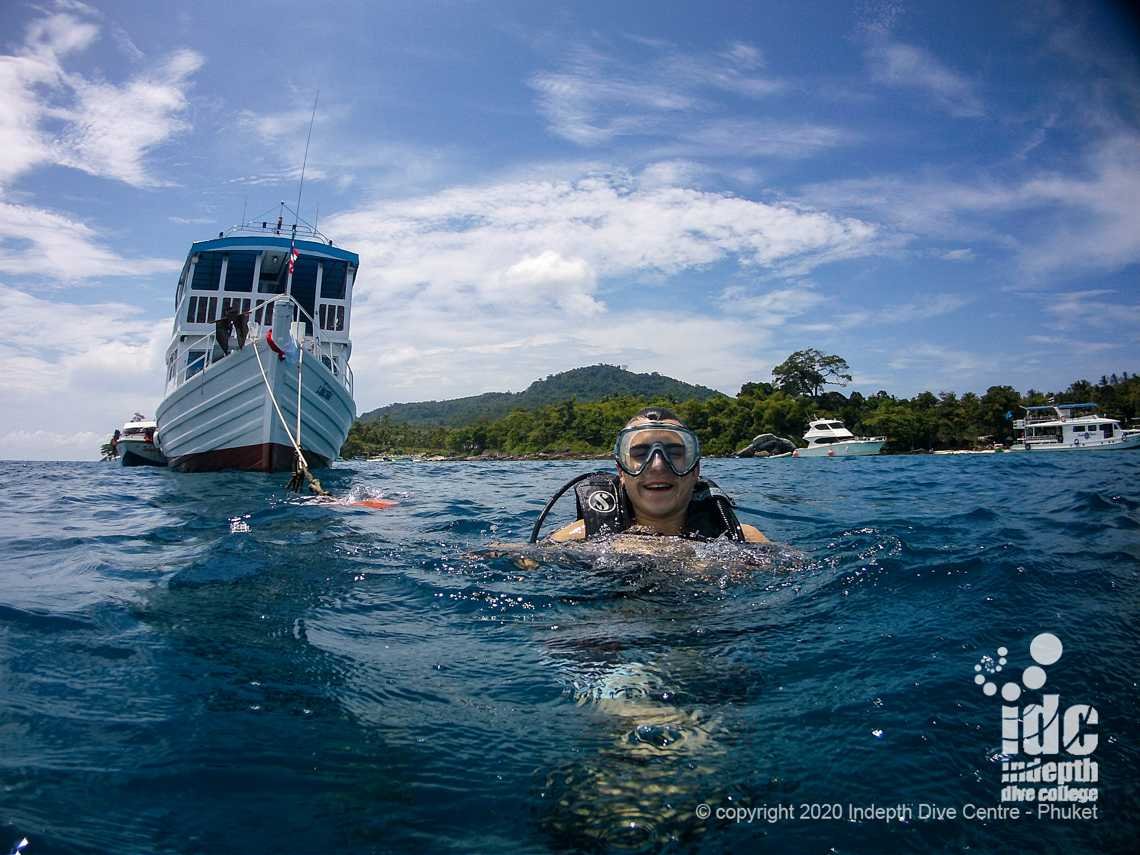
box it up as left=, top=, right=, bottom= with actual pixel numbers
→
left=286, top=90, right=320, bottom=301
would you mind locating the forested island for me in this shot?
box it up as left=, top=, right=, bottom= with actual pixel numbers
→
left=343, top=351, right=1140, bottom=459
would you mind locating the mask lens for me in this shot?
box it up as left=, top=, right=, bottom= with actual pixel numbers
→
left=614, top=424, right=700, bottom=476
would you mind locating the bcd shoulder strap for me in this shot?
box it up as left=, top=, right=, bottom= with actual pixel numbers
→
left=573, top=472, right=628, bottom=538
left=684, top=477, right=746, bottom=541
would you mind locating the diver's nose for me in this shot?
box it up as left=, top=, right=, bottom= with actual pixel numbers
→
left=645, top=448, right=671, bottom=473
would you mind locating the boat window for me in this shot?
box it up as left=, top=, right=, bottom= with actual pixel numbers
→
left=258, top=250, right=287, bottom=294
left=290, top=256, right=319, bottom=334
left=828, top=422, right=845, bottom=429
left=1103, top=424, right=1113, bottom=437
left=816, top=436, right=837, bottom=444
left=319, top=303, right=345, bottom=332
left=185, top=295, right=218, bottom=324
left=191, top=252, right=224, bottom=290
left=186, top=349, right=206, bottom=379
left=320, top=260, right=347, bottom=299
left=220, top=297, right=251, bottom=317
left=222, top=251, right=258, bottom=292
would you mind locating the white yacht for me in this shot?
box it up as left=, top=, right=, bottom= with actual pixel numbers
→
left=792, top=417, right=886, bottom=457
left=1010, top=403, right=1140, bottom=452
left=116, top=414, right=166, bottom=467
left=155, top=206, right=356, bottom=472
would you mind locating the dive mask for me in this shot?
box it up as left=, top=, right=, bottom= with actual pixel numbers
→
left=613, top=422, right=701, bottom=477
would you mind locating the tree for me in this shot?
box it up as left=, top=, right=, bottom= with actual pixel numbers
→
left=772, top=349, right=853, bottom=398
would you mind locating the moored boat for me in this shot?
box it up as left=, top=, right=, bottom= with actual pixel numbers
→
left=116, top=414, right=167, bottom=467
left=792, top=417, right=885, bottom=457
left=1009, top=403, right=1140, bottom=452
left=155, top=207, right=357, bottom=472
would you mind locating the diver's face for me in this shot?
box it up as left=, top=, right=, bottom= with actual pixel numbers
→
left=618, top=422, right=699, bottom=526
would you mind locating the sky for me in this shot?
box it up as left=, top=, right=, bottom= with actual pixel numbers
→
left=1, top=0, right=1138, bottom=460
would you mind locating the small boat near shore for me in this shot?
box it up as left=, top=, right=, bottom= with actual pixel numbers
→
left=155, top=206, right=357, bottom=472
left=792, top=418, right=885, bottom=457
left=1009, top=403, right=1140, bottom=452
left=116, top=414, right=167, bottom=467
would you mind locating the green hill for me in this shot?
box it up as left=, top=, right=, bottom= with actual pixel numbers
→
left=359, top=364, right=725, bottom=426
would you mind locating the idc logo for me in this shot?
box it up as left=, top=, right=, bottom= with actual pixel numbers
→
left=973, top=633, right=1099, bottom=811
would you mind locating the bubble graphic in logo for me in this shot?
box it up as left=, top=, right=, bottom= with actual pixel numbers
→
left=973, top=632, right=1063, bottom=700
left=1030, top=633, right=1063, bottom=666
left=1022, top=665, right=1047, bottom=690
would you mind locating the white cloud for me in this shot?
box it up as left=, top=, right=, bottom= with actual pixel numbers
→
left=0, top=201, right=179, bottom=280
left=720, top=283, right=825, bottom=325
left=326, top=171, right=877, bottom=313
left=346, top=296, right=766, bottom=408
left=54, top=49, right=203, bottom=187
left=1025, top=334, right=1118, bottom=353
left=662, top=118, right=853, bottom=160
left=941, top=248, right=974, bottom=261
left=727, top=283, right=971, bottom=333
left=530, top=42, right=785, bottom=147
left=1042, top=289, right=1140, bottom=331
left=883, top=343, right=989, bottom=386
left=321, top=169, right=877, bottom=408
left=500, top=251, right=602, bottom=315
left=800, top=134, right=1140, bottom=281
left=0, top=284, right=170, bottom=460
left=862, top=26, right=983, bottom=118
left=0, top=6, right=201, bottom=189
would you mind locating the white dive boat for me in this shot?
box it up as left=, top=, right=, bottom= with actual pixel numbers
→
left=155, top=207, right=356, bottom=472
left=116, top=414, right=166, bottom=467
left=1009, top=403, right=1140, bottom=452
left=792, top=418, right=885, bottom=458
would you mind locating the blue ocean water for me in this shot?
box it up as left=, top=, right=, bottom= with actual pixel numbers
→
left=0, top=454, right=1137, bottom=854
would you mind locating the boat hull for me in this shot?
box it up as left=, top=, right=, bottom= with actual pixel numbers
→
left=119, top=439, right=167, bottom=467
left=1008, top=433, right=1140, bottom=452
left=155, top=342, right=354, bottom=473
left=793, top=439, right=885, bottom=457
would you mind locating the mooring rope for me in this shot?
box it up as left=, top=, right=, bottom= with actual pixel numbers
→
left=251, top=333, right=327, bottom=496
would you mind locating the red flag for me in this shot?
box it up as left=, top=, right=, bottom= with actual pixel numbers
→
left=288, top=245, right=299, bottom=275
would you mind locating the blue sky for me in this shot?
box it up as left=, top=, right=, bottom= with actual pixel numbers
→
left=1, top=0, right=1138, bottom=459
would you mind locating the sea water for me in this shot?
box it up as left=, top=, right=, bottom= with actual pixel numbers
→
left=0, top=454, right=1136, bottom=854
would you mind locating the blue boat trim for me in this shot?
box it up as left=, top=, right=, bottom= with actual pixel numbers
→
left=188, top=235, right=359, bottom=264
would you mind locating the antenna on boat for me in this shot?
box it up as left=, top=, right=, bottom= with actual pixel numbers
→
left=294, top=89, right=319, bottom=227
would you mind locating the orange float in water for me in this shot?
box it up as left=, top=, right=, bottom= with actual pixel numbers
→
left=353, top=498, right=398, bottom=510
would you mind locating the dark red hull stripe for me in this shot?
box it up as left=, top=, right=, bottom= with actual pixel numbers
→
left=167, top=443, right=330, bottom=473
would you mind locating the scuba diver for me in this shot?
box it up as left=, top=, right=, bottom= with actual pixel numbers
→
left=531, top=408, right=767, bottom=544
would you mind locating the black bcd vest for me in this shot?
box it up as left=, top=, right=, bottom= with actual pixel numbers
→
left=572, top=472, right=745, bottom=541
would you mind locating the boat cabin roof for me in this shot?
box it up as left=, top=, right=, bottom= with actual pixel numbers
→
left=188, top=235, right=359, bottom=266
left=1023, top=402, right=1097, bottom=412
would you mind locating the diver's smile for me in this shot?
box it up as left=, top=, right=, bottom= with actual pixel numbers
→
left=641, top=481, right=675, bottom=491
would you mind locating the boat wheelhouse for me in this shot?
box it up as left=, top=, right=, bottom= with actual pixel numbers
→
left=155, top=208, right=358, bottom=472
left=1010, top=403, right=1140, bottom=452
left=792, top=418, right=886, bottom=458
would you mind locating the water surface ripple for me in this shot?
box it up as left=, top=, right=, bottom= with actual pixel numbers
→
left=0, top=455, right=1137, bottom=853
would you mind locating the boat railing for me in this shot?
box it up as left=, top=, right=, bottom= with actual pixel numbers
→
left=1023, top=411, right=1065, bottom=424
left=225, top=221, right=333, bottom=244
left=166, top=294, right=352, bottom=397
